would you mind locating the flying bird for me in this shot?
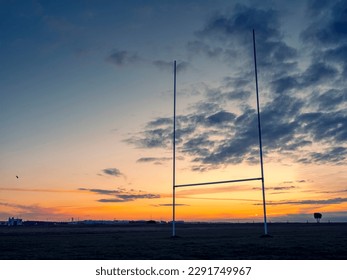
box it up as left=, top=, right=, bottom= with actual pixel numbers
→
left=16, top=176, right=19, bottom=179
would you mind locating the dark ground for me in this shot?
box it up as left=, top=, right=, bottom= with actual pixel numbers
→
left=1, top=223, right=347, bottom=259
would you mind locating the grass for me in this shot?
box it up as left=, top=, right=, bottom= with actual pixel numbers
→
left=0, top=223, right=347, bottom=259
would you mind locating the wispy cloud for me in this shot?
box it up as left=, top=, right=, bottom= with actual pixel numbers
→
left=79, top=187, right=160, bottom=203
left=151, top=203, right=189, bottom=207
left=136, top=157, right=171, bottom=165
left=257, top=197, right=347, bottom=206
left=78, top=188, right=123, bottom=195
left=0, top=202, right=68, bottom=221
left=187, top=40, right=223, bottom=58
left=253, top=186, right=296, bottom=191
left=106, top=50, right=140, bottom=66
left=319, top=189, right=347, bottom=194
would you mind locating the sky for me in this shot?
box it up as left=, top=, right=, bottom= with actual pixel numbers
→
left=1, top=0, right=347, bottom=223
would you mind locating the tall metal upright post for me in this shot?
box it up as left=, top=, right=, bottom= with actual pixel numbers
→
left=253, top=29, right=268, bottom=236
left=172, top=60, right=177, bottom=237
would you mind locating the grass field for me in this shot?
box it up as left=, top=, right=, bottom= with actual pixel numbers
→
left=1, top=223, right=347, bottom=259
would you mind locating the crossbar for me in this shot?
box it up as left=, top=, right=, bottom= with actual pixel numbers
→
left=174, top=177, right=262, bottom=188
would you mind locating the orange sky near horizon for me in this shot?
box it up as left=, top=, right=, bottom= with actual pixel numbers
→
left=1, top=159, right=346, bottom=222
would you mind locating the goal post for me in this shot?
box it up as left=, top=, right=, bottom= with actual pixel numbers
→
left=172, top=30, right=268, bottom=237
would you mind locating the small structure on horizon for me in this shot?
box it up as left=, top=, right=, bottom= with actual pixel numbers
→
left=8, top=217, right=23, bottom=226
left=314, top=213, right=322, bottom=223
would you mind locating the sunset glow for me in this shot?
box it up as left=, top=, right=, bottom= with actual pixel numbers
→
left=1, top=0, right=347, bottom=223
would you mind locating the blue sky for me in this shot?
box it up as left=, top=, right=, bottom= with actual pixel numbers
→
left=0, top=0, right=347, bottom=222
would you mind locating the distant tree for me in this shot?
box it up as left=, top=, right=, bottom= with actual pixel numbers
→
left=314, top=213, right=322, bottom=223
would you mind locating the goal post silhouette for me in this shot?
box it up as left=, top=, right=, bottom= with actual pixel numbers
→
left=172, top=30, right=269, bottom=237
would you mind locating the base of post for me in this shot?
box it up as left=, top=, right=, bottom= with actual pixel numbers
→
left=170, top=235, right=181, bottom=239
left=260, top=234, right=273, bottom=238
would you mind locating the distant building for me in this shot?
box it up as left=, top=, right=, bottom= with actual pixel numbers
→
left=8, top=217, right=23, bottom=226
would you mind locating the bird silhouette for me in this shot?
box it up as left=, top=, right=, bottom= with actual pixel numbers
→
left=16, top=176, right=19, bottom=179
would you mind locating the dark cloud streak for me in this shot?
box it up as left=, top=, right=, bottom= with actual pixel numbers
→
left=79, top=187, right=160, bottom=203
left=102, top=168, right=123, bottom=177
left=261, top=197, right=347, bottom=206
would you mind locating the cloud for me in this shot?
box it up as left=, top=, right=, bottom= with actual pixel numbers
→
left=124, top=2, right=347, bottom=170
left=283, top=180, right=307, bottom=184
left=0, top=201, right=47, bottom=212
left=147, top=117, right=172, bottom=127
left=0, top=202, right=68, bottom=221
left=136, top=157, right=171, bottom=165
left=206, top=111, right=236, bottom=125
left=199, top=5, right=280, bottom=43
left=126, top=73, right=346, bottom=168
left=192, top=93, right=305, bottom=165
left=102, top=168, right=123, bottom=177
left=259, top=197, right=347, bottom=206
left=79, top=187, right=160, bottom=203
left=123, top=5, right=299, bottom=168
left=224, top=90, right=252, bottom=101
left=300, top=0, right=347, bottom=81
left=319, top=189, right=347, bottom=193
left=315, top=89, right=347, bottom=111
left=98, top=193, right=159, bottom=203
left=125, top=93, right=302, bottom=168
left=187, top=40, right=223, bottom=58
left=301, top=0, right=347, bottom=46
left=298, top=112, right=347, bottom=143
left=97, top=198, right=127, bottom=203
left=253, top=186, right=296, bottom=191
left=319, top=189, right=347, bottom=194
left=197, top=4, right=298, bottom=73
left=268, top=61, right=338, bottom=94
left=152, top=60, right=189, bottom=72
left=106, top=50, right=140, bottom=66
left=125, top=127, right=173, bottom=149
left=78, top=188, right=123, bottom=195
left=298, top=147, right=347, bottom=165
left=301, top=62, right=338, bottom=87
left=296, top=180, right=307, bottom=183
left=271, top=75, right=300, bottom=94
left=324, top=44, right=347, bottom=76
left=306, top=0, right=333, bottom=17
left=223, top=76, right=252, bottom=89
